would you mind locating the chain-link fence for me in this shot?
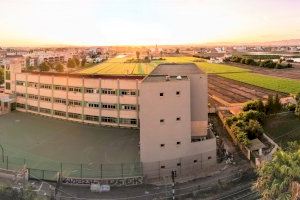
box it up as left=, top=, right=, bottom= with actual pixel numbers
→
left=0, top=155, right=143, bottom=181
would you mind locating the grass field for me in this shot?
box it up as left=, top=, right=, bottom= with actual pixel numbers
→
left=0, top=112, right=140, bottom=178
left=220, top=72, right=300, bottom=94
left=264, top=113, right=300, bottom=147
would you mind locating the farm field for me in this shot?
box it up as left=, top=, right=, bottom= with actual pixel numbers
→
left=264, top=113, right=300, bottom=148
left=75, top=56, right=250, bottom=75
left=228, top=62, right=300, bottom=80
left=208, top=75, right=287, bottom=106
left=75, top=56, right=300, bottom=95
left=220, top=72, right=300, bottom=94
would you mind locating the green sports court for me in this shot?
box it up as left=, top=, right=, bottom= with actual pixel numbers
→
left=0, top=112, right=140, bottom=179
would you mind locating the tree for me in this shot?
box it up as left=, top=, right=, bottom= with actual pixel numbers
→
left=245, top=119, right=264, bottom=139
left=67, top=59, right=76, bottom=68
left=136, top=51, right=140, bottom=60
left=273, top=94, right=282, bottom=113
left=55, top=63, right=64, bottom=72
left=295, top=101, right=300, bottom=118
left=0, top=67, right=4, bottom=85
left=73, top=57, right=80, bottom=67
left=0, top=186, right=43, bottom=200
left=254, top=142, right=300, bottom=200
left=81, top=57, right=87, bottom=67
left=38, top=62, right=50, bottom=72
left=243, top=99, right=265, bottom=113
left=265, top=95, right=274, bottom=114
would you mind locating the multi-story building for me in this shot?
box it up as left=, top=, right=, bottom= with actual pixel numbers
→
left=140, top=63, right=216, bottom=178
left=4, top=59, right=216, bottom=179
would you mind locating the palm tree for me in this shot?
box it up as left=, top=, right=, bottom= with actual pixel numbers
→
left=254, top=141, right=300, bottom=200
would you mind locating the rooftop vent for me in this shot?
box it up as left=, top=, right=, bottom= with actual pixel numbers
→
left=165, top=75, right=170, bottom=81
left=176, top=75, right=182, bottom=80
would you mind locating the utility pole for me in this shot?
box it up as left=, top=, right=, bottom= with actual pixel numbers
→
left=171, top=170, right=177, bottom=200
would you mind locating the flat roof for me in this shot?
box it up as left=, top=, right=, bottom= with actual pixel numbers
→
left=150, top=63, right=205, bottom=76
left=144, top=75, right=189, bottom=82
left=143, top=63, right=204, bottom=83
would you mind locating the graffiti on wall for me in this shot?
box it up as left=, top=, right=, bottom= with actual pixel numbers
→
left=62, top=176, right=143, bottom=187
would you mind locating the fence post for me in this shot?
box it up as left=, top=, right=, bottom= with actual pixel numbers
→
left=23, top=158, right=26, bottom=165
left=100, top=164, right=102, bottom=179
left=6, top=156, right=8, bottom=170
left=80, top=164, right=83, bottom=178
left=60, top=162, right=63, bottom=176
left=121, top=163, right=124, bottom=178
left=42, top=170, right=45, bottom=180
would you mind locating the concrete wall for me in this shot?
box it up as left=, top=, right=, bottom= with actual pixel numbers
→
left=190, top=74, right=208, bottom=137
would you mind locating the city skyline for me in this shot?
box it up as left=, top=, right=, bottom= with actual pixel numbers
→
left=0, top=0, right=300, bottom=47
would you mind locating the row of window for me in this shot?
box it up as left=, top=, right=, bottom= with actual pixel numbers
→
left=160, top=156, right=212, bottom=169
left=160, top=117, right=181, bottom=123
left=16, top=81, right=137, bottom=96
left=159, top=91, right=181, bottom=96
left=16, top=103, right=137, bottom=125
left=17, top=93, right=137, bottom=110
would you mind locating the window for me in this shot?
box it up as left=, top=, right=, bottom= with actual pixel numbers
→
left=28, top=94, right=38, bottom=100
left=5, top=82, right=10, bottom=90
left=27, top=105, right=38, bottom=112
left=27, top=82, right=38, bottom=88
left=54, top=110, right=66, bottom=117
left=160, top=144, right=165, bottom=147
left=69, top=100, right=82, bottom=106
left=85, top=88, right=98, bottom=94
left=102, top=103, right=116, bottom=109
left=119, top=118, right=137, bottom=125
left=160, top=166, right=165, bottom=169
left=54, top=98, right=67, bottom=105
left=160, top=119, right=164, bottom=123
left=16, top=103, right=25, bottom=109
left=119, top=89, right=137, bottom=96
left=176, top=142, right=181, bottom=145
left=40, top=84, right=52, bottom=90
left=208, top=156, right=212, bottom=160
left=85, top=115, right=99, bottom=122
left=54, top=85, right=66, bottom=91
left=40, top=96, right=52, bottom=102
left=120, top=104, right=137, bottom=110
left=5, top=71, right=10, bottom=80
left=40, top=108, right=51, bottom=114
left=177, top=163, right=181, bottom=166
left=176, top=91, right=180, bottom=95
left=176, top=117, right=181, bottom=121
left=16, top=81, right=26, bottom=86
left=101, top=116, right=117, bottom=123
left=68, top=113, right=82, bottom=119
left=159, top=92, right=164, bottom=96
left=193, top=160, right=197, bottom=163
left=16, top=93, right=26, bottom=98
left=101, top=88, right=116, bottom=95
left=87, top=102, right=99, bottom=108
left=68, top=87, right=82, bottom=93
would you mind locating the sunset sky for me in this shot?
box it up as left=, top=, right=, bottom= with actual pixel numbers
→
left=0, top=0, right=299, bottom=47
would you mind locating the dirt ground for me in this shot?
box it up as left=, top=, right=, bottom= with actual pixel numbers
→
left=208, top=74, right=286, bottom=107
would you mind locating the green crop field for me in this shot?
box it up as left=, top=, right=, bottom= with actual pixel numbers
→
left=220, top=72, right=300, bottom=94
